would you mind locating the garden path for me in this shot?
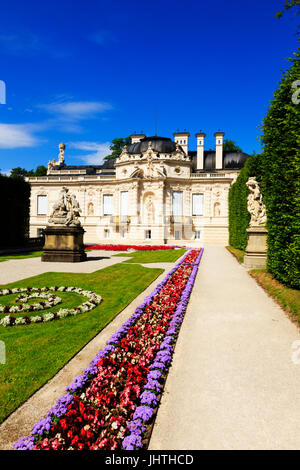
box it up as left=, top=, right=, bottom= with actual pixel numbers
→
left=149, top=245, right=300, bottom=450
left=0, top=250, right=129, bottom=284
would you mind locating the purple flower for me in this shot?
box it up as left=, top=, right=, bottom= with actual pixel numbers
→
left=147, top=370, right=162, bottom=380
left=32, top=416, right=52, bottom=435
left=140, top=391, right=158, bottom=406
left=144, top=378, right=162, bottom=392
left=122, top=433, right=143, bottom=450
left=133, top=405, right=154, bottom=422
left=14, top=435, right=35, bottom=450
left=127, top=418, right=146, bottom=434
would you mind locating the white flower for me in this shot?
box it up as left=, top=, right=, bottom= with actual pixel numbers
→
left=43, top=313, right=55, bottom=322
left=31, top=316, right=43, bottom=323
left=15, top=317, right=26, bottom=325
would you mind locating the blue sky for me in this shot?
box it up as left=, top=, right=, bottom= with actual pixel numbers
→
left=0, top=0, right=298, bottom=173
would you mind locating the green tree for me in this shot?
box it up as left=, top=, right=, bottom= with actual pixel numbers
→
left=104, top=137, right=131, bottom=160
left=33, top=165, right=47, bottom=176
left=223, top=139, right=243, bottom=152
left=276, top=0, right=300, bottom=19
left=10, top=165, right=47, bottom=178
left=259, top=49, right=300, bottom=288
left=10, top=167, right=32, bottom=178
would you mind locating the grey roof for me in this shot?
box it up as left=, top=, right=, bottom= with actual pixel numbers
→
left=127, top=136, right=181, bottom=155
left=189, top=150, right=249, bottom=171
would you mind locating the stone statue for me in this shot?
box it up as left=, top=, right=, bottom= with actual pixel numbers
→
left=47, top=143, right=66, bottom=173
left=246, top=177, right=267, bottom=226
left=48, top=187, right=82, bottom=226
left=58, top=143, right=65, bottom=165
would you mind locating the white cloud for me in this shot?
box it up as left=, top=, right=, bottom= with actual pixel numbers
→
left=1, top=169, right=11, bottom=176
left=0, top=123, right=40, bottom=148
left=40, top=100, right=113, bottom=122
left=68, top=141, right=111, bottom=164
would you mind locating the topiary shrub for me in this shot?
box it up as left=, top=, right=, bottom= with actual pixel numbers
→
left=228, top=153, right=262, bottom=251
left=260, top=50, right=300, bottom=289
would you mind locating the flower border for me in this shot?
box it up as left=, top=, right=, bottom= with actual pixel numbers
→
left=14, top=248, right=203, bottom=449
left=0, top=286, right=102, bottom=327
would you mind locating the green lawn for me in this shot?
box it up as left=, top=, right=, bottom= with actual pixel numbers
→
left=250, top=269, right=300, bottom=320
left=0, top=263, right=163, bottom=424
left=113, top=248, right=187, bottom=264
left=226, top=246, right=245, bottom=264
left=0, top=251, right=43, bottom=262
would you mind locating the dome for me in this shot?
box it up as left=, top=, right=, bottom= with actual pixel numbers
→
left=126, top=136, right=178, bottom=155
left=203, top=151, right=249, bottom=170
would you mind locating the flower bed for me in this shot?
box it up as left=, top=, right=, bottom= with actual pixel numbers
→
left=0, top=287, right=102, bottom=327
left=14, top=248, right=203, bottom=450
left=85, top=244, right=183, bottom=252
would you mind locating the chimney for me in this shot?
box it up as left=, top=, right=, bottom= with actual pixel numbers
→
left=130, top=133, right=146, bottom=144
left=173, top=131, right=190, bottom=155
left=195, top=132, right=206, bottom=170
left=214, top=131, right=225, bottom=170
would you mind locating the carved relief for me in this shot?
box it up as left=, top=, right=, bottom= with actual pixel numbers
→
left=88, top=202, right=94, bottom=216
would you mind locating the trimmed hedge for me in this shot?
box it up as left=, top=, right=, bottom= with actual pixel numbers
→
left=229, top=50, right=300, bottom=289
left=228, top=153, right=262, bottom=251
left=260, top=51, right=300, bottom=289
left=0, top=175, right=31, bottom=248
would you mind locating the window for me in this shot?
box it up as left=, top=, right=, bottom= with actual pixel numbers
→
left=37, top=195, right=47, bottom=215
left=104, top=229, right=110, bottom=239
left=195, top=230, right=201, bottom=240
left=172, top=191, right=183, bottom=217
left=103, top=195, right=113, bottom=216
left=120, top=191, right=129, bottom=218
left=175, top=230, right=181, bottom=240
left=192, top=194, right=203, bottom=216
left=145, top=230, right=151, bottom=240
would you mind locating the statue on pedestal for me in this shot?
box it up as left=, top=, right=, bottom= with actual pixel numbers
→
left=246, top=177, right=267, bottom=226
left=244, top=177, right=268, bottom=269
left=42, top=187, right=86, bottom=262
left=48, top=187, right=82, bottom=227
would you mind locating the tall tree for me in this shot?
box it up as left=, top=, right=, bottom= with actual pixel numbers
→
left=223, top=139, right=243, bottom=153
left=104, top=137, right=131, bottom=160
left=276, top=1, right=300, bottom=32
left=10, top=165, right=47, bottom=178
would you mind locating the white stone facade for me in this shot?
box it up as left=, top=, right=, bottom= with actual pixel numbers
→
left=28, top=132, right=246, bottom=246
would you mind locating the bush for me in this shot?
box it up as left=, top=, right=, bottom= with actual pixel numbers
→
left=0, top=175, right=31, bottom=248
left=228, top=50, right=300, bottom=289
left=228, top=153, right=262, bottom=251
left=260, top=50, right=300, bottom=289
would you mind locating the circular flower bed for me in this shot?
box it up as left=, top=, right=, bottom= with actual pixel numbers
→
left=0, top=287, right=102, bottom=327
left=14, top=249, right=203, bottom=450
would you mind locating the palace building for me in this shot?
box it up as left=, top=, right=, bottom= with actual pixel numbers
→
left=27, top=131, right=249, bottom=245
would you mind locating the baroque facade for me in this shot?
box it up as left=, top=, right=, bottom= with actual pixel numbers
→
left=28, top=131, right=249, bottom=245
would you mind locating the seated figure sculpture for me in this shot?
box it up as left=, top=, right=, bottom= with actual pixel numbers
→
left=48, top=187, right=82, bottom=227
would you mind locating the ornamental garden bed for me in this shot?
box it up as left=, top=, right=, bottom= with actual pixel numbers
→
left=14, top=248, right=203, bottom=450
left=0, top=263, right=163, bottom=425
left=85, top=244, right=183, bottom=251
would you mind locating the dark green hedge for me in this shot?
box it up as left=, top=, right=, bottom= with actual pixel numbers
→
left=260, top=51, right=300, bottom=289
left=0, top=175, right=31, bottom=248
left=228, top=153, right=262, bottom=251
left=229, top=50, right=300, bottom=289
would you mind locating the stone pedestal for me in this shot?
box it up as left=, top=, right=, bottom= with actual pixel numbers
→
left=243, top=226, right=267, bottom=269
left=41, top=226, right=87, bottom=262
